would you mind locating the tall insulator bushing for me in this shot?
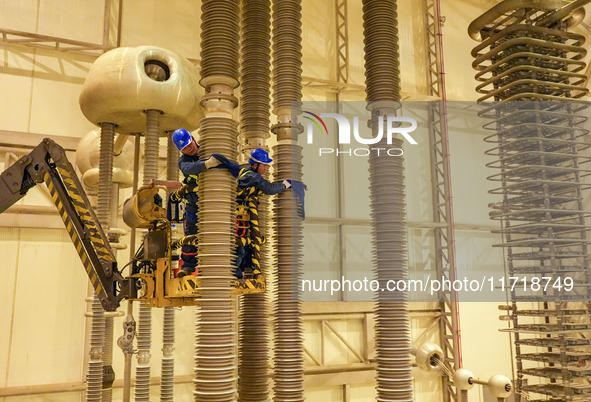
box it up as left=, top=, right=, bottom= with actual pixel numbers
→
left=363, top=0, right=402, bottom=102
left=469, top=1, right=591, bottom=401
left=240, top=0, right=271, bottom=155
left=86, top=296, right=105, bottom=402
left=238, top=0, right=272, bottom=401
left=362, top=0, right=413, bottom=401
left=161, top=136, right=178, bottom=402
left=271, top=0, right=305, bottom=401
left=76, top=128, right=135, bottom=402
left=195, top=0, right=240, bottom=400
left=85, top=121, right=115, bottom=402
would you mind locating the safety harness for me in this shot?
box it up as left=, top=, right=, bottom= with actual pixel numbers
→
left=235, top=168, right=262, bottom=239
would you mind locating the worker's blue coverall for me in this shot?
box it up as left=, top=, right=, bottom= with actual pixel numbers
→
left=235, top=167, right=287, bottom=277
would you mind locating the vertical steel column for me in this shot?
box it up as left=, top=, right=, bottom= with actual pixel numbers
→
left=423, top=0, right=462, bottom=400
left=271, top=0, right=305, bottom=400
left=195, top=0, right=240, bottom=400
left=102, top=0, right=122, bottom=49
left=334, top=0, right=349, bottom=302
left=238, top=0, right=272, bottom=400
left=363, top=0, right=413, bottom=401
left=335, top=0, right=349, bottom=84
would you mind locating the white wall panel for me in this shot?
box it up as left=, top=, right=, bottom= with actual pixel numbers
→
left=342, top=225, right=372, bottom=302
left=29, top=63, right=95, bottom=138
left=302, top=0, right=335, bottom=82
left=305, top=385, right=342, bottom=401
left=441, top=0, right=497, bottom=101
left=302, top=224, right=340, bottom=302
left=448, top=106, right=498, bottom=226
left=0, top=1, right=39, bottom=32
left=301, top=100, right=339, bottom=219
left=346, top=0, right=367, bottom=87
left=5, top=228, right=87, bottom=386
left=32, top=51, right=93, bottom=81
left=0, top=228, right=20, bottom=388
left=37, top=0, right=104, bottom=44
left=403, top=103, right=435, bottom=223
left=348, top=383, right=377, bottom=401
left=461, top=302, right=513, bottom=401
left=342, top=153, right=370, bottom=220
left=397, top=0, right=429, bottom=97
left=120, top=0, right=201, bottom=59
left=0, top=46, right=35, bottom=133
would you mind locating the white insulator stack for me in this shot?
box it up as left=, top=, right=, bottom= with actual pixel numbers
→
left=238, top=0, right=272, bottom=400
left=195, top=0, right=241, bottom=400
left=271, top=0, right=305, bottom=400
left=79, top=45, right=204, bottom=402
left=362, top=0, right=413, bottom=401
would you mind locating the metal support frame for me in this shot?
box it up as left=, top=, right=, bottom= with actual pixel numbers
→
left=335, top=0, right=349, bottom=84
left=424, top=0, right=462, bottom=401
left=425, top=0, right=441, bottom=98
left=302, top=304, right=442, bottom=372
left=334, top=0, right=350, bottom=302
left=0, top=0, right=121, bottom=56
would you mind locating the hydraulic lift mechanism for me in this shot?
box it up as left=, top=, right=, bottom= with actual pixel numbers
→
left=0, top=138, right=265, bottom=311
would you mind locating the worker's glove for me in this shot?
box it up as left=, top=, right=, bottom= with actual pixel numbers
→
left=170, top=184, right=190, bottom=202
left=282, top=179, right=292, bottom=189
left=205, top=156, right=222, bottom=169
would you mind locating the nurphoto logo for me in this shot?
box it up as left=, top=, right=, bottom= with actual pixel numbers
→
left=302, top=110, right=418, bottom=157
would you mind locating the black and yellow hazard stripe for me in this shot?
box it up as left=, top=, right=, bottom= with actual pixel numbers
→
left=43, top=172, right=107, bottom=298
left=55, top=166, right=114, bottom=263
left=235, top=172, right=266, bottom=275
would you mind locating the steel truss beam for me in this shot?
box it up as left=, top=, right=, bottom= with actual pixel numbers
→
left=424, top=0, right=462, bottom=401
left=0, top=0, right=121, bottom=57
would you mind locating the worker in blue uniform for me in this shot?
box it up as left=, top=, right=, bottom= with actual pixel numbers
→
left=169, top=128, right=221, bottom=277
left=234, top=148, right=291, bottom=278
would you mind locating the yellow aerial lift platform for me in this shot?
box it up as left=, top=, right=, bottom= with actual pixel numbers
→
left=0, top=138, right=265, bottom=311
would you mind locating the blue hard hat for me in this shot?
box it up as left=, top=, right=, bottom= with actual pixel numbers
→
left=248, top=148, right=272, bottom=164
left=172, top=128, right=196, bottom=151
